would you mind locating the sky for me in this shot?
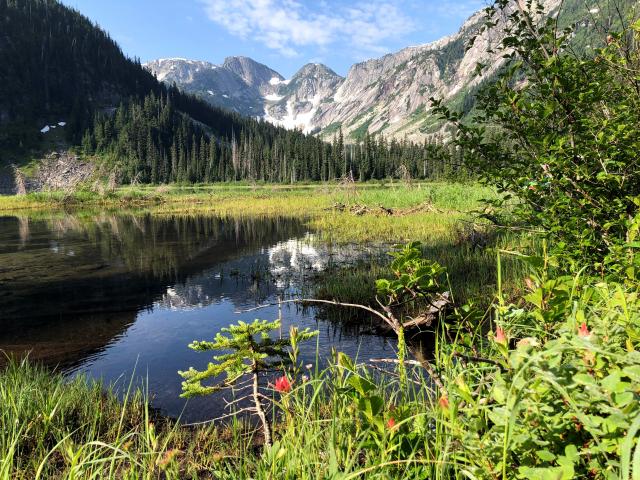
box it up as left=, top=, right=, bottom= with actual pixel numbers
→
left=60, top=0, right=486, bottom=78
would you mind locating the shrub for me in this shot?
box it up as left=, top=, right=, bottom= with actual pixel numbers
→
left=434, top=1, right=640, bottom=271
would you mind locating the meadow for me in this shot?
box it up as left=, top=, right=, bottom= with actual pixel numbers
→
left=2, top=181, right=637, bottom=479
left=0, top=181, right=527, bottom=303
left=0, top=181, right=531, bottom=479
left=3, top=270, right=638, bottom=479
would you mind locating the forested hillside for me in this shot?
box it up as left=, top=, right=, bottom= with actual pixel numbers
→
left=0, top=0, right=461, bottom=185
left=0, top=0, right=158, bottom=148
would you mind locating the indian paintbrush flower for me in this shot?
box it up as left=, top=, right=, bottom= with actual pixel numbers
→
left=578, top=322, right=590, bottom=338
left=494, top=326, right=507, bottom=345
left=274, top=375, right=292, bottom=393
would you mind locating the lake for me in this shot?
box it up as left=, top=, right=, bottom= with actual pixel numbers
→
left=0, top=213, right=395, bottom=422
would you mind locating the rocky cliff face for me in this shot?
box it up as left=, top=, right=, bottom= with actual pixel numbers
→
left=144, top=56, right=282, bottom=116
left=263, top=63, right=344, bottom=134
left=144, top=0, right=578, bottom=141
left=221, top=56, right=283, bottom=95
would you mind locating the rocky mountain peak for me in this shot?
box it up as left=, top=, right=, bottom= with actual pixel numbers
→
left=292, top=63, right=342, bottom=80
left=146, top=0, right=592, bottom=140
left=222, top=56, right=284, bottom=89
left=144, top=58, right=217, bottom=83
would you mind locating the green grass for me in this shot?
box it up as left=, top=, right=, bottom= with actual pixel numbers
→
left=0, top=358, right=247, bottom=479
left=4, top=271, right=636, bottom=478
left=0, top=182, right=497, bottom=244
left=0, top=181, right=528, bottom=306
left=312, top=229, right=531, bottom=310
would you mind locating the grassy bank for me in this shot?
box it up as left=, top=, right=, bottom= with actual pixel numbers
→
left=3, top=266, right=638, bottom=479
left=0, top=181, right=529, bottom=306
left=0, top=359, right=235, bottom=479
left=0, top=182, right=529, bottom=303
left=1, top=187, right=637, bottom=477
left=0, top=182, right=494, bottom=244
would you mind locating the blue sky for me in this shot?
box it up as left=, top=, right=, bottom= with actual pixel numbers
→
left=60, top=0, right=486, bottom=77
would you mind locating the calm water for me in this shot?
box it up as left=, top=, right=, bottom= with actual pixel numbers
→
left=0, top=213, right=393, bottom=422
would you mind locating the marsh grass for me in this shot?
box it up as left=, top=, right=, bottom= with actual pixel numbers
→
left=2, top=268, right=636, bottom=479
left=0, top=346, right=471, bottom=479
left=0, top=182, right=549, bottom=479
left=313, top=230, right=533, bottom=312
left=0, top=357, right=257, bottom=479
left=0, top=182, right=500, bottom=248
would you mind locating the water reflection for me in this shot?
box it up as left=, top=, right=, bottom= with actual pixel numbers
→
left=0, top=213, right=392, bottom=421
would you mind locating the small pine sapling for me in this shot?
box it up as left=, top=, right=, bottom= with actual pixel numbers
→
left=179, top=319, right=317, bottom=448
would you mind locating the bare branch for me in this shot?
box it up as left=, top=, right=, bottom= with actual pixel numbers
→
left=182, top=407, right=257, bottom=427
left=236, top=298, right=398, bottom=331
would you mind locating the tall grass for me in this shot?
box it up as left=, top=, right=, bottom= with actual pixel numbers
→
left=2, top=267, right=638, bottom=478
left=0, top=358, right=237, bottom=479
left=0, top=352, right=461, bottom=479
left=312, top=230, right=533, bottom=310
left=0, top=183, right=499, bottom=246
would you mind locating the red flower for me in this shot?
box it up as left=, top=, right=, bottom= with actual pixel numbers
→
left=274, top=375, right=292, bottom=393
left=438, top=395, right=450, bottom=410
left=495, top=326, right=507, bottom=345
left=386, top=417, right=396, bottom=429
left=578, top=322, right=590, bottom=338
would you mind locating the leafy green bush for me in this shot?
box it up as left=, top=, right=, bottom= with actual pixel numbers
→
left=434, top=2, right=640, bottom=270
left=443, top=263, right=640, bottom=478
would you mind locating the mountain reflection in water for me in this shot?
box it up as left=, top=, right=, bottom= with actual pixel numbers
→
left=0, top=213, right=392, bottom=422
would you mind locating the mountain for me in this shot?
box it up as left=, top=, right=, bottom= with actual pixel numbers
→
left=222, top=56, right=284, bottom=94
left=263, top=63, right=343, bottom=134
left=146, top=0, right=624, bottom=141
left=0, top=0, right=364, bottom=187
left=144, top=56, right=283, bottom=117
left=145, top=58, right=344, bottom=135
left=2, top=0, right=625, bottom=189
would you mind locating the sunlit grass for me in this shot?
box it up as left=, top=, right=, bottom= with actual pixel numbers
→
left=0, top=358, right=244, bottom=479
left=0, top=182, right=499, bottom=245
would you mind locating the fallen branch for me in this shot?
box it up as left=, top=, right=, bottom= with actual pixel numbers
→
left=401, top=293, right=451, bottom=329
left=236, top=298, right=398, bottom=332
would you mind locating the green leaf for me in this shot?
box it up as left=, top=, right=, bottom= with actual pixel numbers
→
left=536, top=449, right=556, bottom=462
left=348, top=376, right=376, bottom=396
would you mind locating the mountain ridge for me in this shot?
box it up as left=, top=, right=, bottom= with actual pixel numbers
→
left=145, top=0, right=617, bottom=141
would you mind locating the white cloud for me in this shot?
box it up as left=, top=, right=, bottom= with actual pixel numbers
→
left=200, top=0, right=415, bottom=58
left=428, top=0, right=486, bottom=18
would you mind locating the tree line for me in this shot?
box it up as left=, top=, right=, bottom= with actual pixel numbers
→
left=82, top=90, right=467, bottom=184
